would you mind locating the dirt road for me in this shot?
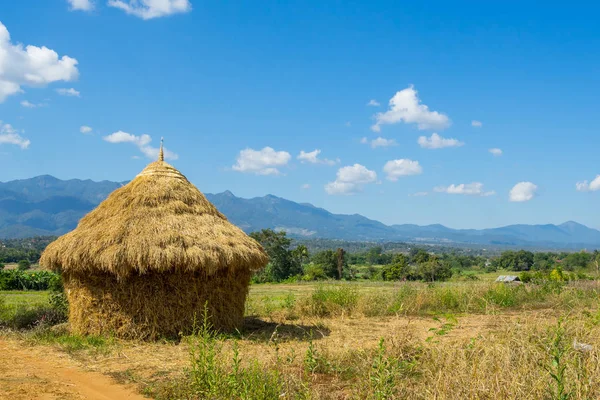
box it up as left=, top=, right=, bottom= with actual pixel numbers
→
left=0, top=339, right=147, bottom=400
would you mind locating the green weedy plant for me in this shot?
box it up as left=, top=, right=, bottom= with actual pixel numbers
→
left=302, top=284, right=359, bottom=317
left=369, top=338, right=397, bottom=400
left=545, top=318, right=572, bottom=400
left=187, top=306, right=286, bottom=399
left=426, top=315, right=457, bottom=343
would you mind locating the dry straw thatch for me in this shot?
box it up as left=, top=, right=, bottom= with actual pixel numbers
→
left=41, top=144, right=268, bottom=339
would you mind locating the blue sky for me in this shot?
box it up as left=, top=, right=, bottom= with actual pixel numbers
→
left=1, top=0, right=600, bottom=229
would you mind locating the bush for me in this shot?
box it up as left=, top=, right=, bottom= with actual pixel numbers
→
left=17, top=259, right=32, bottom=271
left=0, top=270, right=59, bottom=290
left=302, top=264, right=327, bottom=281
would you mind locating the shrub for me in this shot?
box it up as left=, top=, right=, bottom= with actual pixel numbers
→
left=17, top=259, right=32, bottom=271
left=302, top=264, right=327, bottom=281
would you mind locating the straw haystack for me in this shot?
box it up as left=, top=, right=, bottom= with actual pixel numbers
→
left=40, top=144, right=268, bottom=339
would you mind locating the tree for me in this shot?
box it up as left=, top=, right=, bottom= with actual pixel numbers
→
left=0, top=262, right=4, bottom=271
left=381, top=254, right=410, bottom=281
left=312, top=250, right=347, bottom=279
left=249, top=229, right=302, bottom=281
left=416, top=256, right=452, bottom=282
left=17, top=259, right=31, bottom=271
left=410, top=249, right=431, bottom=265
left=336, top=248, right=345, bottom=280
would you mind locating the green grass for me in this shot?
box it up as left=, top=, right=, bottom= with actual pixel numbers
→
left=1, top=290, right=49, bottom=307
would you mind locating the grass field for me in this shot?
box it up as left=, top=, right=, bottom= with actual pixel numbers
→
left=2, top=278, right=600, bottom=399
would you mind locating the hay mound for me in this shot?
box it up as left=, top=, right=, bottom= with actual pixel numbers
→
left=40, top=151, right=267, bottom=339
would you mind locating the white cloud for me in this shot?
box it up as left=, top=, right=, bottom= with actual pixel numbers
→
left=345, top=121, right=351, bottom=127
left=0, top=22, right=79, bottom=102
left=383, top=159, right=423, bottom=181
left=489, top=148, right=503, bottom=156
left=434, top=182, right=495, bottom=197
left=371, top=85, right=450, bottom=132
left=67, top=0, right=94, bottom=11
left=232, top=147, right=291, bottom=175
left=80, top=125, right=92, bottom=134
left=108, top=0, right=192, bottom=20
left=325, top=164, right=377, bottom=195
left=21, top=100, right=37, bottom=108
left=472, top=120, right=483, bottom=128
left=370, top=137, right=397, bottom=148
left=418, top=133, right=464, bottom=149
left=297, top=149, right=337, bottom=165
left=0, top=121, right=30, bottom=149
left=576, top=175, right=600, bottom=192
left=103, top=130, right=178, bottom=160
left=509, top=182, right=538, bottom=202
left=301, top=183, right=310, bottom=190
left=367, top=99, right=380, bottom=107
left=410, top=191, right=429, bottom=197
left=56, top=88, right=80, bottom=97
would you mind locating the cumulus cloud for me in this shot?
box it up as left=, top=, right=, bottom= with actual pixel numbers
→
left=301, top=183, right=310, bottom=190
left=108, top=0, right=192, bottom=20
left=576, top=176, right=600, bottom=192
left=509, top=182, right=538, bottom=202
left=0, top=22, right=79, bottom=102
left=325, top=164, right=377, bottom=195
left=232, top=147, right=291, bottom=175
left=103, top=131, right=178, bottom=160
left=489, top=148, right=503, bottom=156
left=410, top=191, right=429, bottom=197
left=383, top=159, right=423, bottom=181
left=361, top=137, right=397, bottom=149
left=472, top=120, right=483, bottom=127
left=371, top=85, right=450, bottom=132
left=418, top=133, right=464, bottom=149
left=367, top=99, right=380, bottom=107
left=56, top=88, right=80, bottom=97
left=80, top=125, right=92, bottom=134
left=434, top=182, right=495, bottom=196
left=67, top=0, right=94, bottom=11
left=297, top=149, right=337, bottom=165
left=0, top=121, right=30, bottom=149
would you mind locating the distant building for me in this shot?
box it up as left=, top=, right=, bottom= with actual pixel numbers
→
left=495, top=275, right=521, bottom=283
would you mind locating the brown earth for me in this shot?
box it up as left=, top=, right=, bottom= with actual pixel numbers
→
left=0, top=339, right=147, bottom=400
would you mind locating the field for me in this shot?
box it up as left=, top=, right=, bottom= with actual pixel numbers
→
left=2, top=277, right=600, bottom=399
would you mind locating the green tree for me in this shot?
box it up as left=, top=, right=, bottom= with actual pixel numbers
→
left=312, top=250, right=348, bottom=279
left=381, top=254, right=410, bottom=281
left=17, top=259, right=31, bottom=271
left=416, top=256, right=452, bottom=282
left=249, top=229, right=302, bottom=281
left=410, top=249, right=431, bottom=265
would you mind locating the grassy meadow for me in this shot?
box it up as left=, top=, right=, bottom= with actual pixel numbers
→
left=3, top=275, right=600, bottom=399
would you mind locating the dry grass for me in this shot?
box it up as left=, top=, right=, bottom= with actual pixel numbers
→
left=6, top=281, right=600, bottom=399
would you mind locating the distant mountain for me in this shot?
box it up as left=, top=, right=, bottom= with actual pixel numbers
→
left=0, top=175, right=599, bottom=249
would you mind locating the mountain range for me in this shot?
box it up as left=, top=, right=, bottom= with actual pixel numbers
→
left=1, top=175, right=599, bottom=249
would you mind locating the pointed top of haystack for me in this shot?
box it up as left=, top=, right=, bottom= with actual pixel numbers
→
left=40, top=159, right=268, bottom=278
left=158, top=137, right=164, bottom=162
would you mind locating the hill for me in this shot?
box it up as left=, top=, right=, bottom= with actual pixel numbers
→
left=0, top=175, right=599, bottom=249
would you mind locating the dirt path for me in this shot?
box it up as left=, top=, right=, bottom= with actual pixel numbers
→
left=0, top=339, right=147, bottom=400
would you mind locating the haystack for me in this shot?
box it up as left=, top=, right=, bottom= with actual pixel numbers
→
left=40, top=143, right=268, bottom=339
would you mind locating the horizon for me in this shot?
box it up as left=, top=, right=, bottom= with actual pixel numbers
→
left=2, top=173, right=599, bottom=232
left=2, top=1, right=600, bottom=229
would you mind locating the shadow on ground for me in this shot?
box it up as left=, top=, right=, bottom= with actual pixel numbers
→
left=235, top=317, right=331, bottom=342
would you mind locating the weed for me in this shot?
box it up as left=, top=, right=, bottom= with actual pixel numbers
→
left=545, top=318, right=572, bottom=400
